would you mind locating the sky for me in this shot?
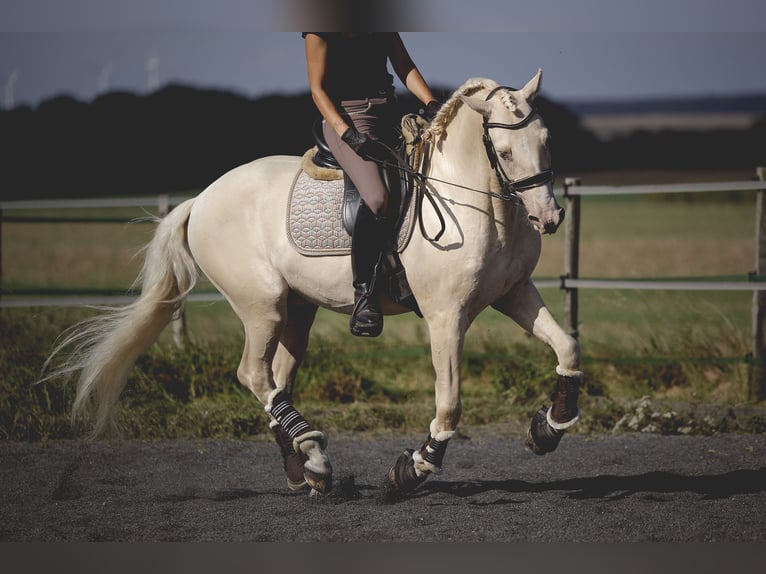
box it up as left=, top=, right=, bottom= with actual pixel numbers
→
left=1, top=0, right=766, bottom=110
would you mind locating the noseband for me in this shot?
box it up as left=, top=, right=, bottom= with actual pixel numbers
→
left=482, top=86, right=555, bottom=197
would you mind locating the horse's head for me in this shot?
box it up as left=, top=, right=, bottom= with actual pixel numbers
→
left=459, top=70, right=564, bottom=235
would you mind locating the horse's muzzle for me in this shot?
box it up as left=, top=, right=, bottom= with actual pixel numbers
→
left=530, top=206, right=565, bottom=235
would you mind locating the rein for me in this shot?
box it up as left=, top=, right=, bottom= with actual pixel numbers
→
left=370, top=86, right=554, bottom=241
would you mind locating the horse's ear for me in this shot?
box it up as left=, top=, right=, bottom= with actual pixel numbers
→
left=459, top=95, right=492, bottom=117
left=520, top=68, right=543, bottom=102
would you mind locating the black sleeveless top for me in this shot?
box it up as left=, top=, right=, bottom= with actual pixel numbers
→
left=303, top=33, right=395, bottom=102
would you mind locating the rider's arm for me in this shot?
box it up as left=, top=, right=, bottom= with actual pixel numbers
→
left=305, top=33, right=350, bottom=138
left=389, top=33, right=437, bottom=107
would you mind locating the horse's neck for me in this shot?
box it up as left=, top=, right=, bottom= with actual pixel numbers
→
left=430, top=112, right=489, bottom=199
left=431, top=109, right=516, bottom=220
left=430, top=111, right=524, bottom=234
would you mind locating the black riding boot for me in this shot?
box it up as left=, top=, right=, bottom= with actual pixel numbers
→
left=350, top=203, right=389, bottom=337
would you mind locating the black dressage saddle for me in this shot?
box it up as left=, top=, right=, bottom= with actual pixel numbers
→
left=309, top=119, right=421, bottom=316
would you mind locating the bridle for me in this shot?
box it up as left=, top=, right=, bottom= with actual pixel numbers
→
left=368, top=85, right=556, bottom=240
left=481, top=85, right=555, bottom=197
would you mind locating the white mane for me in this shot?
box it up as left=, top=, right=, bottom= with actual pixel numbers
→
left=426, top=77, right=516, bottom=142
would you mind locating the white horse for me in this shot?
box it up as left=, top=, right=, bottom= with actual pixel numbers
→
left=46, top=70, right=582, bottom=496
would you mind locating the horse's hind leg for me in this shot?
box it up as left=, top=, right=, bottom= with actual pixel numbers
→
left=492, top=280, right=583, bottom=455
left=237, top=294, right=331, bottom=493
left=269, top=294, right=319, bottom=491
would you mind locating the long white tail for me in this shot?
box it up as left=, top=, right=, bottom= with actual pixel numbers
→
left=42, top=198, right=199, bottom=437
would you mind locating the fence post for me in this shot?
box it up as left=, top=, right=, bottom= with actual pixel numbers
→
left=751, top=167, right=766, bottom=402
left=158, top=194, right=187, bottom=348
left=563, top=177, right=581, bottom=339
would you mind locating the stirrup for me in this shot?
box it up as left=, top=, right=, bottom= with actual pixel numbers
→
left=350, top=285, right=383, bottom=337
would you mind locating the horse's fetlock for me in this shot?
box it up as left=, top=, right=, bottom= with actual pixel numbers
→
left=555, top=334, right=581, bottom=372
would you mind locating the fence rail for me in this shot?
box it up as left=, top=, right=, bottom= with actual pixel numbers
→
left=561, top=167, right=766, bottom=401
left=2, top=170, right=766, bottom=399
left=0, top=195, right=189, bottom=211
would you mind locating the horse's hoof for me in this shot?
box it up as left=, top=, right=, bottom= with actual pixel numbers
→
left=387, top=449, right=428, bottom=493
left=304, top=468, right=332, bottom=495
left=309, top=488, right=324, bottom=499
left=525, top=406, right=564, bottom=455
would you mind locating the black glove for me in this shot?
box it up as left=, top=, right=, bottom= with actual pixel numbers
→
left=423, top=100, right=442, bottom=121
left=341, top=127, right=385, bottom=161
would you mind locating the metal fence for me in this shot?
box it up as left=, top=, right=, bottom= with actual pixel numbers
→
left=557, top=167, right=766, bottom=401
left=2, top=169, right=766, bottom=398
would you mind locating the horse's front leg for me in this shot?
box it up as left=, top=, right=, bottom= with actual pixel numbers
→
left=492, top=280, right=583, bottom=455
left=388, top=313, right=465, bottom=494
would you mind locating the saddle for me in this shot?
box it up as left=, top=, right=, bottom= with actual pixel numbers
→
left=307, top=118, right=413, bottom=236
left=293, top=115, right=428, bottom=316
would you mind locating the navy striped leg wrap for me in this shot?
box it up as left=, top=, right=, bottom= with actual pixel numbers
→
left=265, top=391, right=314, bottom=442
left=420, top=433, right=449, bottom=470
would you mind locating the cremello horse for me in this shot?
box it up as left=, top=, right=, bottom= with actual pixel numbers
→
left=47, top=70, right=582, bottom=496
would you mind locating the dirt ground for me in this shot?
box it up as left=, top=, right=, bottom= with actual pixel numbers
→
left=1, top=430, right=764, bottom=543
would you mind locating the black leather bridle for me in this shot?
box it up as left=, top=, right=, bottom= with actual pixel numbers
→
left=482, top=86, right=555, bottom=197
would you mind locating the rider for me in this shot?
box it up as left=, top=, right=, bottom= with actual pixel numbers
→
left=303, top=32, right=440, bottom=337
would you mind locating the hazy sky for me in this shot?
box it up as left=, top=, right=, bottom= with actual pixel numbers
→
left=2, top=0, right=765, bottom=109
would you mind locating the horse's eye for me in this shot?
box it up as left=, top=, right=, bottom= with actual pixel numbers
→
left=499, top=150, right=512, bottom=161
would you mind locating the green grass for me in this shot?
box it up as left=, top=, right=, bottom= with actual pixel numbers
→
left=2, top=181, right=766, bottom=441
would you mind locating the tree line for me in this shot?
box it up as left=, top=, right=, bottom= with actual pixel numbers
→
left=0, top=85, right=763, bottom=200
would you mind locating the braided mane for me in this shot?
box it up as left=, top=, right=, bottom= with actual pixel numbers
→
left=425, top=77, right=501, bottom=141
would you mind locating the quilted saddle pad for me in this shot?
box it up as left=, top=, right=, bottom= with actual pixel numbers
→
left=286, top=170, right=416, bottom=257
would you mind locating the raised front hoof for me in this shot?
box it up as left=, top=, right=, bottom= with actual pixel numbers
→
left=387, top=449, right=428, bottom=494
left=304, top=467, right=332, bottom=495
left=525, top=406, right=565, bottom=456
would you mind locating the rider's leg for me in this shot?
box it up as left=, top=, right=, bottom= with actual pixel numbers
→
left=322, top=109, right=391, bottom=337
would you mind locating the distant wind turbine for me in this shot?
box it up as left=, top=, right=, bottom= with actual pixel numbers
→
left=4, top=71, right=18, bottom=109
left=98, top=62, right=113, bottom=95
left=146, top=53, right=160, bottom=92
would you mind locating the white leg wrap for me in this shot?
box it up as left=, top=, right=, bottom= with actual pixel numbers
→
left=413, top=422, right=457, bottom=475
left=547, top=406, right=580, bottom=430
left=295, top=431, right=330, bottom=475
left=293, top=429, right=328, bottom=451
left=556, top=365, right=584, bottom=379
left=412, top=450, right=440, bottom=476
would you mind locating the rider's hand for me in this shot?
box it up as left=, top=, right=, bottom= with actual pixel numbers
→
left=423, top=100, right=442, bottom=121
left=341, top=127, right=384, bottom=161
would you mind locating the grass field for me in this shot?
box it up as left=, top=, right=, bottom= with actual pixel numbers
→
left=2, top=170, right=765, bottom=441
